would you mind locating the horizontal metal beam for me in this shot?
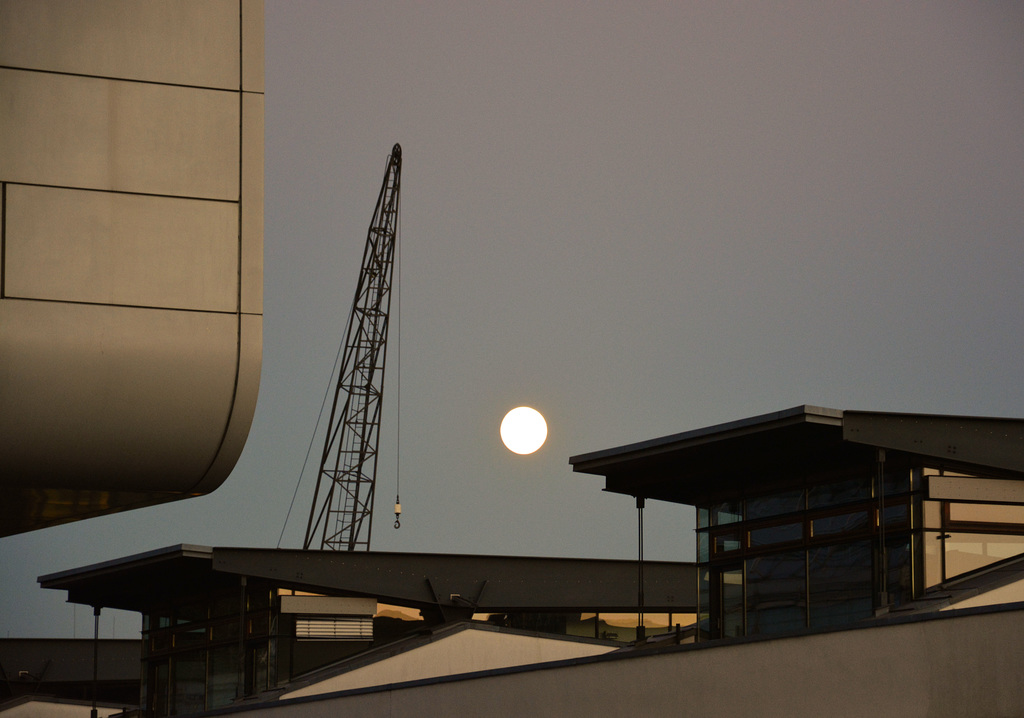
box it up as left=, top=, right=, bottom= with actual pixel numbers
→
left=843, top=411, right=1024, bottom=477
left=213, top=549, right=696, bottom=613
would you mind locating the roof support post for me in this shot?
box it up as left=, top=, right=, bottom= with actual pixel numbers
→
left=876, top=448, right=890, bottom=613
left=637, top=495, right=646, bottom=642
left=91, top=605, right=100, bottom=718
left=237, top=576, right=247, bottom=701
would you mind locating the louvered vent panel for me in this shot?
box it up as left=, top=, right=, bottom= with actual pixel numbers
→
left=296, top=616, right=373, bottom=640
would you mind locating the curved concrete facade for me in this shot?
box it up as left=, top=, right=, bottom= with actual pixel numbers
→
left=0, top=0, right=264, bottom=535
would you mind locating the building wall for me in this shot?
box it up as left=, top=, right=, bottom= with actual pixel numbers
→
left=0, top=0, right=264, bottom=535
left=0, top=698, right=126, bottom=718
left=224, top=605, right=1024, bottom=718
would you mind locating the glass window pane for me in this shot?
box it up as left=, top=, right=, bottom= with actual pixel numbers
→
left=746, top=489, right=804, bottom=520
left=712, top=501, right=742, bottom=525
left=949, top=503, right=1024, bottom=525
left=176, top=601, right=207, bottom=625
left=721, top=569, right=744, bottom=638
left=714, top=530, right=742, bottom=555
left=924, top=500, right=942, bottom=529
left=151, top=632, right=170, bottom=652
left=207, top=646, right=237, bottom=710
left=811, top=510, right=869, bottom=538
left=884, top=468, right=911, bottom=496
left=210, top=593, right=236, bottom=619
left=697, top=570, right=711, bottom=641
left=247, top=587, right=271, bottom=611
left=745, top=551, right=805, bottom=635
left=151, top=661, right=169, bottom=717
left=749, top=522, right=803, bottom=547
left=883, top=503, right=909, bottom=528
left=808, top=477, right=871, bottom=509
left=924, top=531, right=943, bottom=587
left=210, top=620, right=239, bottom=643
left=248, top=612, right=269, bottom=637
left=808, top=540, right=872, bottom=629
left=698, top=507, right=710, bottom=529
left=697, top=532, right=709, bottom=563
left=175, top=627, right=207, bottom=648
left=248, top=643, right=269, bottom=694
left=943, top=532, right=1024, bottom=580
left=885, top=536, right=913, bottom=606
left=171, top=650, right=206, bottom=715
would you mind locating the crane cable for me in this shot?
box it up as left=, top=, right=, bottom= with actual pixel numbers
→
left=277, top=301, right=352, bottom=549
left=393, top=189, right=403, bottom=530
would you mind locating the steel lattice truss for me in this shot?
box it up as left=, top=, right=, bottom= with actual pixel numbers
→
left=304, top=144, right=402, bottom=551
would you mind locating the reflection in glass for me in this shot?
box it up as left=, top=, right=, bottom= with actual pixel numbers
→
left=883, top=503, right=909, bottom=528
left=808, top=541, right=872, bottom=628
left=808, top=477, right=871, bottom=509
left=714, top=531, right=742, bottom=554
left=698, top=570, right=710, bottom=640
left=943, top=532, right=1024, bottom=580
left=885, top=536, right=912, bottom=606
left=207, top=646, right=237, bottom=710
left=698, top=507, right=710, bottom=528
left=249, top=643, right=268, bottom=694
left=152, top=661, right=169, bottom=717
left=712, top=501, right=742, bottom=525
left=749, top=522, right=803, bottom=547
left=811, top=510, right=869, bottom=537
left=923, top=531, right=943, bottom=587
left=883, top=468, right=912, bottom=496
left=721, top=569, right=744, bottom=638
left=176, top=627, right=206, bottom=648
left=746, top=489, right=804, bottom=520
left=745, top=551, right=805, bottom=635
left=697, top=532, right=709, bottom=562
left=171, top=650, right=205, bottom=715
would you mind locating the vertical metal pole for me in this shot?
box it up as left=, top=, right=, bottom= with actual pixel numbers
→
left=237, top=577, right=247, bottom=700
left=636, top=496, right=646, bottom=642
left=877, top=448, right=888, bottom=609
left=91, top=606, right=100, bottom=718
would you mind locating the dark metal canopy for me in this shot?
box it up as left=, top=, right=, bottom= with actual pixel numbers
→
left=40, top=546, right=696, bottom=616
left=570, top=405, right=1024, bottom=506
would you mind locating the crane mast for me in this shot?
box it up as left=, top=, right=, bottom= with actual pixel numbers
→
left=304, top=143, right=402, bottom=551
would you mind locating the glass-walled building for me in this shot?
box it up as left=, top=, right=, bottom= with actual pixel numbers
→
left=572, top=405, right=1024, bottom=641
left=41, top=546, right=695, bottom=716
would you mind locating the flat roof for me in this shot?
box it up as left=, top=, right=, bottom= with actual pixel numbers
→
left=570, top=406, right=1024, bottom=505
left=41, top=547, right=697, bottom=615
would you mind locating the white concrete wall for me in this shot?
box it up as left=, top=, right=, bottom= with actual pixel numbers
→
left=284, top=627, right=616, bottom=699
left=235, top=605, right=1024, bottom=718
left=0, top=699, right=124, bottom=718
left=0, top=0, right=264, bottom=533
left=942, top=577, right=1024, bottom=611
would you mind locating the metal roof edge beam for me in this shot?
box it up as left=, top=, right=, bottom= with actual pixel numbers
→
left=843, top=411, right=1024, bottom=476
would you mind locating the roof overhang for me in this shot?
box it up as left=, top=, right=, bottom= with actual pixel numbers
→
left=571, top=406, right=1024, bottom=505
left=40, top=547, right=697, bottom=615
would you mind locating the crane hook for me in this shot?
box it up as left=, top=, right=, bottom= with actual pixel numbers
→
left=394, top=496, right=402, bottom=529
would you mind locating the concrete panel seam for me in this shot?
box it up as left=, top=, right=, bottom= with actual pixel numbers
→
left=0, top=295, right=246, bottom=316
left=2, top=180, right=240, bottom=205
left=0, top=64, right=242, bottom=94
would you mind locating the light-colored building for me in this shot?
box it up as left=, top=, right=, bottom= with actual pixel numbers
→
left=0, top=0, right=264, bottom=536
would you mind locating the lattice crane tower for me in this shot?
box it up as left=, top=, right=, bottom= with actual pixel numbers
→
left=304, top=143, right=402, bottom=551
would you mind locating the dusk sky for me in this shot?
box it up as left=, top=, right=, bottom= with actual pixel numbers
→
left=3, top=1, right=1023, bottom=639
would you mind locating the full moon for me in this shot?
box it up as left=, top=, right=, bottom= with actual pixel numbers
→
left=500, top=406, right=548, bottom=455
